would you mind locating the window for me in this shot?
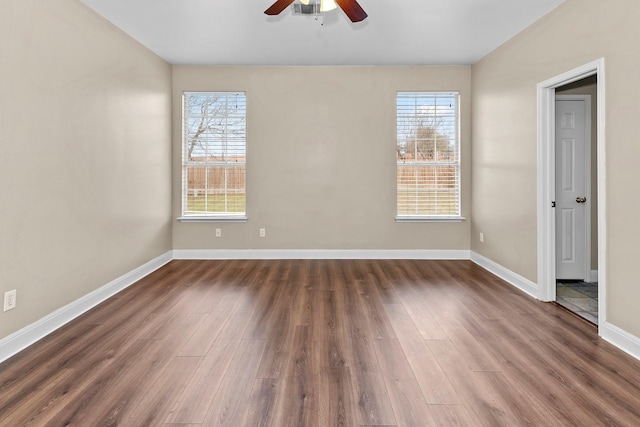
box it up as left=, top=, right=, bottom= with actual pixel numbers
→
left=396, top=92, right=460, bottom=220
left=182, top=92, right=246, bottom=219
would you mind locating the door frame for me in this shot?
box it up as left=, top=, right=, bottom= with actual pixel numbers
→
left=537, top=58, right=606, bottom=329
left=555, top=94, right=592, bottom=282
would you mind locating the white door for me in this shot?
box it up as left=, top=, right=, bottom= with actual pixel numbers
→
left=555, top=96, right=591, bottom=281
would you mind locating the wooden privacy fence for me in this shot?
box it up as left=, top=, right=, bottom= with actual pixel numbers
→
left=397, top=164, right=457, bottom=189
left=186, top=165, right=246, bottom=195
left=186, top=164, right=457, bottom=194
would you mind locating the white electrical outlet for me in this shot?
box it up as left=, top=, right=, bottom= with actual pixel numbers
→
left=479, top=232, right=484, bottom=243
left=259, top=228, right=266, bottom=238
left=215, top=228, right=222, bottom=237
left=4, top=289, right=16, bottom=312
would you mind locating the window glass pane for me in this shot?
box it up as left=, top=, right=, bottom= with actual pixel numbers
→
left=183, top=92, right=246, bottom=216
left=396, top=165, right=460, bottom=216
left=397, top=92, right=460, bottom=217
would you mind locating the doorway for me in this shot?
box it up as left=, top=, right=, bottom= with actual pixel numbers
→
left=554, top=86, right=597, bottom=323
left=536, top=59, right=606, bottom=330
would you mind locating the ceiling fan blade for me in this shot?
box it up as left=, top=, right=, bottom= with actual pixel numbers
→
left=335, top=0, right=368, bottom=22
left=264, top=0, right=296, bottom=15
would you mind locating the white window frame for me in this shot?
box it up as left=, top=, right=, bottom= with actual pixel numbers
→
left=396, top=91, right=463, bottom=222
left=179, top=91, right=247, bottom=222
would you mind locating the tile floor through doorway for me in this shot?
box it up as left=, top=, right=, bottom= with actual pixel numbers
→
left=556, top=280, right=598, bottom=324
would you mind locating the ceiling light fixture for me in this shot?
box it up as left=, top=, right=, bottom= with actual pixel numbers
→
left=296, top=0, right=338, bottom=25
left=300, top=0, right=338, bottom=12
left=265, top=0, right=367, bottom=23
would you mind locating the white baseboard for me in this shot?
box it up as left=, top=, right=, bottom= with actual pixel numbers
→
left=591, top=270, right=599, bottom=283
left=600, top=321, right=640, bottom=361
left=470, top=251, right=539, bottom=298
left=0, top=251, right=173, bottom=363
left=172, top=249, right=471, bottom=260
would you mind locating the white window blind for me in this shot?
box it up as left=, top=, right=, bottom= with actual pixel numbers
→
left=182, top=92, right=246, bottom=217
left=396, top=92, right=460, bottom=218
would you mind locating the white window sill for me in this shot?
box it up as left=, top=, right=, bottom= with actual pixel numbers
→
left=396, top=216, right=465, bottom=223
left=177, top=216, right=248, bottom=223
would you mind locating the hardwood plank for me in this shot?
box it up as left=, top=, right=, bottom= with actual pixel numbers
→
left=42, top=338, right=165, bottom=426
left=202, top=339, right=267, bottom=426
left=427, top=338, right=538, bottom=427
left=166, top=309, right=254, bottom=423
left=169, top=262, right=237, bottom=315
left=255, top=281, right=304, bottom=379
left=348, top=260, right=401, bottom=304
left=120, top=356, right=202, bottom=425
left=477, top=314, right=557, bottom=343
left=383, top=303, right=460, bottom=404
left=0, top=322, right=97, bottom=413
left=178, top=288, right=246, bottom=357
left=0, top=368, right=77, bottom=426
left=535, top=338, right=640, bottom=423
left=323, top=365, right=358, bottom=427
left=336, top=279, right=397, bottom=425
left=373, top=338, right=437, bottom=426
left=241, top=378, right=280, bottom=427
left=487, top=339, right=602, bottom=426
left=1, top=312, right=201, bottom=425
left=271, top=325, right=321, bottom=427
left=244, top=279, right=294, bottom=340
left=308, top=259, right=329, bottom=286
left=53, top=312, right=203, bottom=425
left=272, top=288, right=358, bottom=426
left=148, top=262, right=220, bottom=315
left=394, top=280, right=449, bottom=340
left=321, top=289, right=359, bottom=427
left=428, top=305, right=504, bottom=372
left=429, top=404, right=477, bottom=427
left=353, top=279, right=397, bottom=340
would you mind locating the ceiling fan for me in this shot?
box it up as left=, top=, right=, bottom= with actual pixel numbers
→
left=265, top=0, right=368, bottom=23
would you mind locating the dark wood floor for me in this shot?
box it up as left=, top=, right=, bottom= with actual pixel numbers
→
left=1, top=260, right=640, bottom=426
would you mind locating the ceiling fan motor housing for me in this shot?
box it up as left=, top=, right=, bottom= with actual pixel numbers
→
left=292, top=3, right=321, bottom=15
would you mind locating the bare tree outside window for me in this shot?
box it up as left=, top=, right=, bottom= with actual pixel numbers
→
left=398, top=123, right=454, bottom=162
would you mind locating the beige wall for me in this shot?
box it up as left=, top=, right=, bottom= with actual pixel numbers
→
left=471, top=0, right=640, bottom=336
left=172, top=66, right=471, bottom=251
left=0, top=0, right=172, bottom=339
left=556, top=76, right=598, bottom=269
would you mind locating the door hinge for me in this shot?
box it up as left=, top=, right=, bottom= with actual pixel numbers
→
left=552, top=201, right=556, bottom=208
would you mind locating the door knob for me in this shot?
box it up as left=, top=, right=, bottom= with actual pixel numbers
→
left=576, top=196, right=587, bottom=203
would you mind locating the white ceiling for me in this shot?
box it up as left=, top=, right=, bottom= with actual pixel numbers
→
left=80, top=0, right=565, bottom=66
